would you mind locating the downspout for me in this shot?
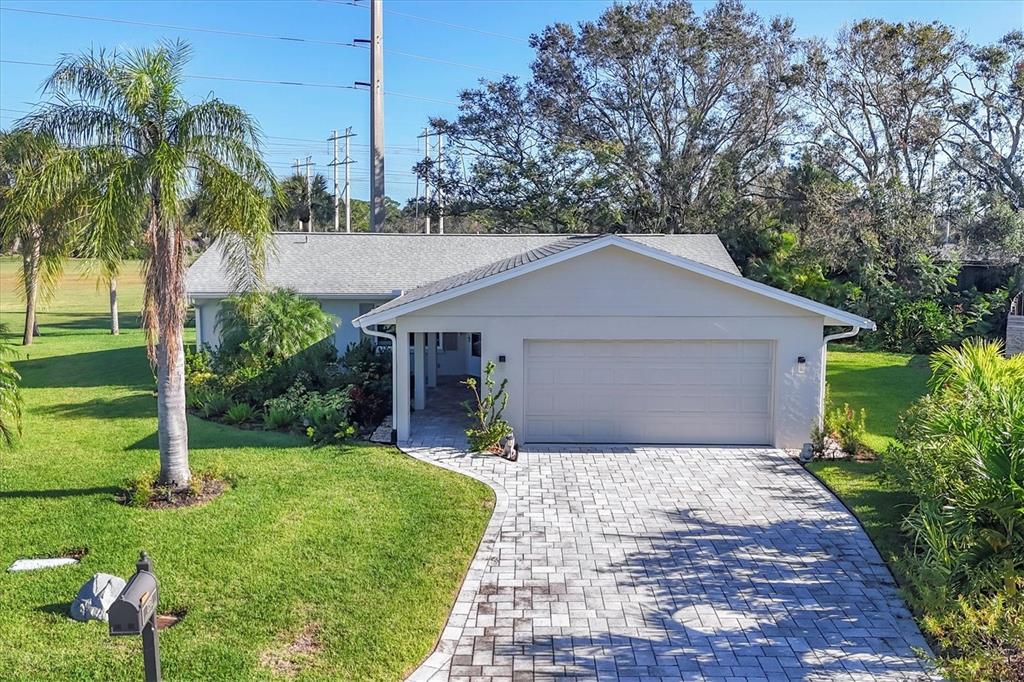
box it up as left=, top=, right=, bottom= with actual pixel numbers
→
left=819, top=326, right=863, bottom=429
left=361, top=322, right=398, bottom=444
left=824, top=326, right=862, bottom=344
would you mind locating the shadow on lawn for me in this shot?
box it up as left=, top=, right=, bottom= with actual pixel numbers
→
left=497, top=506, right=932, bottom=680
left=14, top=346, right=152, bottom=389
left=37, top=394, right=155, bottom=420
left=126, top=418, right=308, bottom=452
left=37, top=312, right=141, bottom=332
left=0, top=485, right=119, bottom=499
left=37, top=603, right=71, bottom=618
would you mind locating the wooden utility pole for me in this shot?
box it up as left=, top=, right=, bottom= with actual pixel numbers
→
left=418, top=128, right=432, bottom=234
left=370, top=0, right=384, bottom=231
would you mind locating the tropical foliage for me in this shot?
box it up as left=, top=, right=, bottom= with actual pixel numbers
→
left=462, top=361, right=512, bottom=452
left=275, top=172, right=334, bottom=231
left=419, top=2, right=1023, bottom=351
left=10, top=41, right=279, bottom=486
left=217, top=287, right=336, bottom=365
left=0, top=131, right=72, bottom=346
left=185, top=337, right=391, bottom=445
left=884, top=339, right=1024, bottom=594
left=881, top=339, right=1024, bottom=677
left=0, top=324, right=23, bottom=447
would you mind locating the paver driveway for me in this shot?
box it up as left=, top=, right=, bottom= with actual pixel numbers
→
left=404, top=444, right=934, bottom=681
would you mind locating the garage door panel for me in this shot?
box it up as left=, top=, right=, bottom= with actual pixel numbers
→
left=525, top=340, right=772, bottom=445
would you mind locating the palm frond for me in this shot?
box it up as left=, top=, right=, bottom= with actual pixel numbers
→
left=42, top=48, right=124, bottom=113
left=20, top=102, right=140, bottom=152
left=192, top=152, right=279, bottom=292
left=0, top=327, right=24, bottom=447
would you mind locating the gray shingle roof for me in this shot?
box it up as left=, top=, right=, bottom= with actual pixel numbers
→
left=186, top=232, right=739, bottom=298
left=366, top=235, right=597, bottom=317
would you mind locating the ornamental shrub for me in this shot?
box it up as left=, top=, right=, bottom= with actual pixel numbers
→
left=339, top=340, right=392, bottom=427
left=223, top=402, right=256, bottom=425
left=824, top=403, right=867, bottom=455
left=882, top=338, right=1024, bottom=598
left=300, top=389, right=356, bottom=444
left=881, top=299, right=960, bottom=354
left=462, top=361, right=512, bottom=452
left=263, top=405, right=296, bottom=431
left=199, top=390, right=232, bottom=419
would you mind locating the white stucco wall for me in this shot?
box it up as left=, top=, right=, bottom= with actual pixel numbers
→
left=393, top=246, right=828, bottom=449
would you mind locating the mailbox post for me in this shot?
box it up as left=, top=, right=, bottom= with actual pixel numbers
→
left=108, top=552, right=161, bottom=682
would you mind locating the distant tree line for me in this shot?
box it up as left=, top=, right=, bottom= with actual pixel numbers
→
left=408, top=0, right=1021, bottom=351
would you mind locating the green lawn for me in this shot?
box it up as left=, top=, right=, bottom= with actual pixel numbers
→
left=824, top=348, right=932, bottom=453
left=809, top=347, right=931, bottom=569
left=0, top=258, right=493, bottom=680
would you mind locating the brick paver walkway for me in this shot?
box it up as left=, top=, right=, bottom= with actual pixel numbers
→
left=403, top=438, right=934, bottom=681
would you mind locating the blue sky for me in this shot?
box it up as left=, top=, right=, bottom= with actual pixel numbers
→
left=1, top=0, right=1021, bottom=203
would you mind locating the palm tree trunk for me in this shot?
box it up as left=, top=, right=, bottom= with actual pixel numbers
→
left=149, top=184, right=191, bottom=488
left=109, top=277, right=120, bottom=335
left=156, top=325, right=190, bottom=487
left=22, top=229, right=40, bottom=346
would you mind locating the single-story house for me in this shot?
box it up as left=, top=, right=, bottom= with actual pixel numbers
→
left=186, top=232, right=874, bottom=449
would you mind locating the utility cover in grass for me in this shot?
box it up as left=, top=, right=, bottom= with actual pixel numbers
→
left=70, top=573, right=126, bottom=622
left=8, top=557, right=79, bottom=572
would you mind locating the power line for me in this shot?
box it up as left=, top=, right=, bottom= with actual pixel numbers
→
left=1, top=6, right=507, bottom=75
left=351, top=43, right=505, bottom=76
left=319, top=0, right=529, bottom=43
left=265, top=136, right=420, bottom=150
left=0, top=59, right=459, bottom=105
left=0, top=6, right=352, bottom=47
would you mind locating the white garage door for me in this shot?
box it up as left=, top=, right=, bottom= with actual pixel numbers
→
left=525, top=340, right=773, bottom=444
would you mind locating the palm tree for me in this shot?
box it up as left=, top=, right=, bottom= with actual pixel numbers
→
left=77, top=220, right=142, bottom=336
left=277, top=172, right=333, bottom=231
left=0, top=131, right=71, bottom=345
left=218, top=288, right=336, bottom=362
left=0, top=324, right=24, bottom=447
left=21, top=41, right=278, bottom=486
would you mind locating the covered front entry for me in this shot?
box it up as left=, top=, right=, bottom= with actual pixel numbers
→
left=524, top=339, right=773, bottom=444
left=399, top=331, right=481, bottom=443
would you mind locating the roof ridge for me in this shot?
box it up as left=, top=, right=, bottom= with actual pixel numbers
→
left=365, top=235, right=599, bottom=316
left=187, top=231, right=740, bottom=297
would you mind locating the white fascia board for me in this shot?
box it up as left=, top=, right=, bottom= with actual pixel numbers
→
left=353, top=235, right=876, bottom=330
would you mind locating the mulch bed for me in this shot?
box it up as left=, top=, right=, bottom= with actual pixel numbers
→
left=146, top=476, right=228, bottom=510
left=116, top=473, right=230, bottom=510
